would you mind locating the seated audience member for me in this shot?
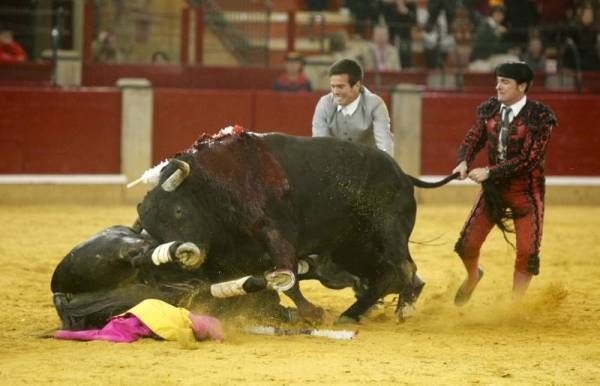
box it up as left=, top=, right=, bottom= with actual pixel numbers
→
left=425, top=0, right=481, bottom=33
left=345, top=0, right=381, bottom=38
left=54, top=298, right=224, bottom=344
left=0, top=28, right=27, bottom=63
left=362, top=24, right=402, bottom=71
left=469, top=5, right=517, bottom=72
left=521, top=35, right=546, bottom=72
left=417, top=4, right=456, bottom=69
left=564, top=3, right=600, bottom=71
left=92, top=31, right=124, bottom=63
left=273, top=51, right=312, bottom=92
left=502, top=0, right=540, bottom=47
left=381, top=0, right=417, bottom=68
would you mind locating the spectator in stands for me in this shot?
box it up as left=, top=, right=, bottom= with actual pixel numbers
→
left=312, top=58, right=393, bottom=156
left=345, top=0, right=382, bottom=38
left=537, top=0, right=576, bottom=47
left=380, top=0, right=417, bottom=68
left=92, top=31, right=124, bottom=63
left=273, top=51, right=312, bottom=92
left=362, top=24, right=402, bottom=71
left=502, top=0, right=539, bottom=48
left=521, top=35, right=546, bottom=72
left=469, top=5, right=517, bottom=72
left=0, top=28, right=27, bottom=63
left=151, top=51, right=170, bottom=64
left=419, top=4, right=457, bottom=69
left=307, top=0, right=327, bottom=10
left=425, top=0, right=481, bottom=33
left=564, top=2, right=600, bottom=71
left=329, top=31, right=361, bottom=62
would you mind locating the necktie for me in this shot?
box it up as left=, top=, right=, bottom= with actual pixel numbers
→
left=500, top=106, right=512, bottom=152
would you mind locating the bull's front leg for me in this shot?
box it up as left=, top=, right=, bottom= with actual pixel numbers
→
left=262, top=226, right=327, bottom=322
left=145, top=241, right=206, bottom=270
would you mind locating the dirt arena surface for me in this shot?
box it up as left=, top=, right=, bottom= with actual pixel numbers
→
left=1, top=203, right=599, bottom=385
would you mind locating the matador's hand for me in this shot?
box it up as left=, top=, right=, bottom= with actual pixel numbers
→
left=468, top=167, right=490, bottom=183
left=452, top=161, right=468, bottom=180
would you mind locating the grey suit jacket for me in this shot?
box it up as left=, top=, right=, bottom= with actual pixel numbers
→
left=311, top=86, right=394, bottom=156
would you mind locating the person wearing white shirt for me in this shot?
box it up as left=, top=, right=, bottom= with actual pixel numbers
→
left=311, top=58, right=394, bottom=156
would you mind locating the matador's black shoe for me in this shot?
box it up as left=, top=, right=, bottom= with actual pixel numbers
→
left=454, top=268, right=484, bottom=307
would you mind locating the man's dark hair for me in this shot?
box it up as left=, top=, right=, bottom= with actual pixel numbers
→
left=328, top=58, right=363, bottom=86
left=495, top=61, right=534, bottom=92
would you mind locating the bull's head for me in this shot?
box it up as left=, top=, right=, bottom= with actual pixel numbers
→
left=137, top=154, right=214, bottom=255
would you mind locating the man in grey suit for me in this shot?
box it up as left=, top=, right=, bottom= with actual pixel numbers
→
left=311, top=58, right=394, bottom=156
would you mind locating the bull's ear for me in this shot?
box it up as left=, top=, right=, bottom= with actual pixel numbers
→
left=161, top=159, right=191, bottom=191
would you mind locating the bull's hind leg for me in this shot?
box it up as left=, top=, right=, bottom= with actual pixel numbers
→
left=337, top=262, right=401, bottom=323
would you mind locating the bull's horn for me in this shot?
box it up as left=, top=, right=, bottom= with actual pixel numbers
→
left=161, top=159, right=190, bottom=192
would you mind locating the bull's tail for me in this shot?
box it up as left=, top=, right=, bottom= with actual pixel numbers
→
left=408, top=172, right=459, bottom=188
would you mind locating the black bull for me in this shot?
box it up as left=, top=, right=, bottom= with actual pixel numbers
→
left=136, top=132, right=455, bottom=322
left=51, top=225, right=364, bottom=329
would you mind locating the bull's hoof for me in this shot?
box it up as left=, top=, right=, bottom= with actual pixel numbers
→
left=174, top=242, right=205, bottom=270
left=335, top=315, right=359, bottom=325
left=281, top=307, right=300, bottom=323
left=265, top=269, right=295, bottom=291
left=299, top=305, right=330, bottom=324
left=395, top=303, right=416, bottom=323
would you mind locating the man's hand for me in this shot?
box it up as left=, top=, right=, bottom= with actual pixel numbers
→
left=452, top=161, right=468, bottom=180
left=468, top=167, right=490, bottom=183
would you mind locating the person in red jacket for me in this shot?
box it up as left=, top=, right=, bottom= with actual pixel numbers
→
left=0, top=29, right=27, bottom=63
left=451, top=62, right=557, bottom=306
left=273, top=51, right=312, bottom=92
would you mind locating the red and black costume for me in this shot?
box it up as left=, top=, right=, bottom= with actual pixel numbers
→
left=455, top=96, right=557, bottom=275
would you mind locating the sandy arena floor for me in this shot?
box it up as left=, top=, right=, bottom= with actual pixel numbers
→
left=0, top=203, right=599, bottom=385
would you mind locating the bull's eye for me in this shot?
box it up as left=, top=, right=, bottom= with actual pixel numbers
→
left=174, top=205, right=185, bottom=220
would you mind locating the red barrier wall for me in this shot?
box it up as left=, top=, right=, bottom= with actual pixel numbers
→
left=253, top=91, right=321, bottom=136
left=0, top=62, right=52, bottom=87
left=153, top=89, right=255, bottom=161
left=421, top=92, right=600, bottom=176
left=83, top=64, right=282, bottom=90
left=2, top=86, right=597, bottom=177
left=0, top=87, right=121, bottom=173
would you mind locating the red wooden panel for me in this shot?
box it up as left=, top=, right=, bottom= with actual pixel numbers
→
left=364, top=70, right=428, bottom=88
left=421, top=92, right=600, bottom=176
left=253, top=91, right=321, bottom=136
left=541, top=94, right=600, bottom=175
left=83, top=63, right=191, bottom=88
left=0, top=87, right=121, bottom=174
left=152, top=89, right=255, bottom=162
left=0, top=62, right=52, bottom=86
left=83, top=63, right=281, bottom=90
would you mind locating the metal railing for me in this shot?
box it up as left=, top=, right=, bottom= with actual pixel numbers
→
left=201, top=0, right=271, bottom=66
